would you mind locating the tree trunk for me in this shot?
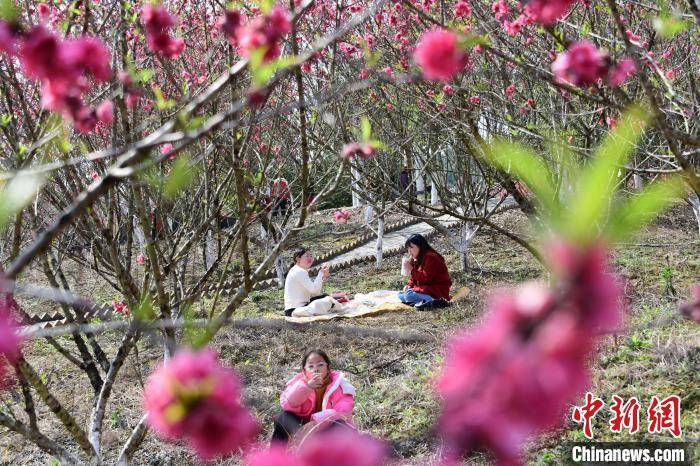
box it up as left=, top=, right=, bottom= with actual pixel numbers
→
left=633, top=173, right=644, bottom=190
left=415, top=156, right=425, bottom=196
left=351, top=166, right=362, bottom=207
left=431, top=180, right=439, bottom=206
left=275, top=256, right=287, bottom=289
left=690, top=194, right=700, bottom=237
left=204, top=230, right=217, bottom=269
left=375, top=216, right=384, bottom=269
left=364, top=204, right=374, bottom=224
left=458, top=221, right=478, bottom=272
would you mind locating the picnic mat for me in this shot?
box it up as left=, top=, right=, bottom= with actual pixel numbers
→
left=283, top=290, right=411, bottom=323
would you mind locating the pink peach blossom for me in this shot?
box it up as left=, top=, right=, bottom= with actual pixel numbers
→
left=414, top=29, right=468, bottom=82
left=340, top=142, right=375, bottom=160
left=144, top=349, right=259, bottom=460
left=298, top=430, right=389, bottom=466
left=552, top=40, right=608, bottom=87
left=0, top=294, right=22, bottom=388
left=244, top=430, right=388, bottom=466
left=219, top=9, right=243, bottom=45
left=454, top=1, right=472, bottom=17
left=607, top=58, right=636, bottom=87
left=333, top=209, right=351, bottom=222
left=96, top=100, right=113, bottom=125
left=142, top=4, right=184, bottom=59
left=526, top=0, right=576, bottom=25
left=679, top=285, right=700, bottom=323
left=37, top=3, right=51, bottom=19
left=492, top=0, right=510, bottom=20
left=0, top=20, right=19, bottom=56
left=436, top=240, right=622, bottom=463
left=236, top=5, right=291, bottom=62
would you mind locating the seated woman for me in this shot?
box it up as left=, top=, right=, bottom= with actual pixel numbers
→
left=272, top=350, right=355, bottom=444
left=399, top=234, right=452, bottom=309
left=284, top=248, right=340, bottom=317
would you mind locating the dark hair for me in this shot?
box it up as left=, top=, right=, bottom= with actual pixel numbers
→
left=292, top=248, right=308, bottom=263
left=301, top=349, right=331, bottom=371
left=405, top=234, right=435, bottom=266
left=289, top=247, right=311, bottom=271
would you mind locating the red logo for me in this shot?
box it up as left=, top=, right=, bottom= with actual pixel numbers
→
left=609, top=395, right=640, bottom=434
left=572, top=392, right=605, bottom=439
left=647, top=395, right=682, bottom=437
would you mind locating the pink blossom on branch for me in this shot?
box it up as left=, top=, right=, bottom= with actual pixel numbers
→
left=141, top=4, right=185, bottom=59
left=492, top=0, right=510, bottom=21
left=526, top=0, right=577, bottom=25
left=244, top=429, right=388, bottom=466
left=454, top=0, right=472, bottom=17
left=144, top=349, right=259, bottom=460
left=19, top=26, right=112, bottom=132
left=607, top=58, right=637, bottom=87
left=333, top=209, right=351, bottom=222
left=218, top=9, right=243, bottom=45
left=436, top=240, right=622, bottom=464
left=413, top=29, right=469, bottom=82
left=551, top=40, right=609, bottom=87
left=298, top=429, right=389, bottom=466
left=340, top=142, right=375, bottom=160
left=0, top=294, right=22, bottom=389
left=0, top=20, right=19, bottom=56
left=235, top=5, right=292, bottom=62
left=679, top=284, right=700, bottom=323
left=96, top=100, right=114, bottom=125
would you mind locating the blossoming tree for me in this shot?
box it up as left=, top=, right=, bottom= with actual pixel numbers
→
left=0, top=0, right=697, bottom=464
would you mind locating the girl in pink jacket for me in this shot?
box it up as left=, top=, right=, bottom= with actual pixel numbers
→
left=271, top=349, right=356, bottom=444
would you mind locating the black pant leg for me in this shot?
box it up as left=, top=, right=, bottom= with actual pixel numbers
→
left=271, top=411, right=304, bottom=444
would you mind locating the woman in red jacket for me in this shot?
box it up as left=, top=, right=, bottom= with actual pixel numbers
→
left=399, top=234, right=452, bottom=309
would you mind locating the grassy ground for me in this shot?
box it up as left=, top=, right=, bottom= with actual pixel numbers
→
left=1, top=206, right=697, bottom=465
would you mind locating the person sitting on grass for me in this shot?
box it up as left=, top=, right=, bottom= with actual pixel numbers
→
left=284, top=248, right=344, bottom=317
left=271, top=350, right=355, bottom=445
left=399, top=233, right=452, bottom=309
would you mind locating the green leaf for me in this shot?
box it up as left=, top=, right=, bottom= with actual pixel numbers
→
left=0, top=0, right=18, bottom=21
left=259, top=0, right=273, bottom=14
left=0, top=114, right=12, bottom=127
left=652, top=14, right=691, bottom=39
left=565, top=104, right=650, bottom=240
left=0, top=173, right=44, bottom=233
left=486, top=140, right=559, bottom=215
left=252, top=54, right=297, bottom=87
left=163, top=155, right=196, bottom=199
left=136, top=69, right=154, bottom=83
left=153, top=86, right=175, bottom=110
left=606, top=177, right=684, bottom=241
left=182, top=303, right=211, bottom=348
left=361, top=117, right=372, bottom=141
left=458, top=33, right=489, bottom=50
left=57, top=138, right=73, bottom=154
left=133, top=295, right=155, bottom=321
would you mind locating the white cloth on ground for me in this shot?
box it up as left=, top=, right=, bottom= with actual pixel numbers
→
left=291, top=296, right=343, bottom=317
left=284, top=264, right=324, bottom=310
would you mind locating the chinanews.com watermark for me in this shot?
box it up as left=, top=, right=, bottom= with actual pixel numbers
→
left=568, top=442, right=696, bottom=465
left=564, top=393, right=699, bottom=465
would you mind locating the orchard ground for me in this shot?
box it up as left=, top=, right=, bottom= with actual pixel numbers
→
left=1, top=205, right=698, bottom=465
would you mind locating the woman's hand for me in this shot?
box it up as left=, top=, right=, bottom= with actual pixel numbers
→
left=403, top=285, right=410, bottom=292
left=306, top=373, right=324, bottom=389
left=321, top=265, right=330, bottom=280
